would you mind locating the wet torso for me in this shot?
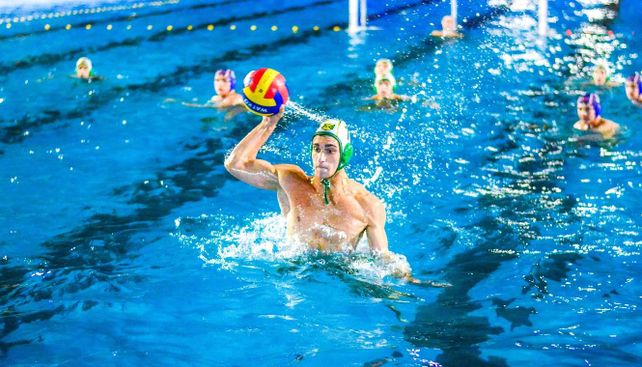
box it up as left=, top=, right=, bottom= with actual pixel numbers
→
left=276, top=168, right=370, bottom=251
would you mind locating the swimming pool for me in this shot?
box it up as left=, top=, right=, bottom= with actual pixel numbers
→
left=1, top=0, right=641, bottom=365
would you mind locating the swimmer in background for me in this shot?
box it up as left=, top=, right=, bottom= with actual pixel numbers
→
left=431, top=15, right=463, bottom=38
left=573, top=92, right=619, bottom=138
left=182, top=69, right=246, bottom=120
left=374, top=58, right=395, bottom=81
left=365, top=74, right=440, bottom=110
left=580, top=63, right=621, bottom=88
left=625, top=73, right=642, bottom=106
left=225, top=107, right=421, bottom=282
left=183, top=69, right=244, bottom=108
left=373, top=58, right=398, bottom=97
left=367, top=74, right=410, bottom=102
left=210, top=69, right=244, bottom=107
left=591, top=64, right=618, bottom=87
left=73, top=57, right=101, bottom=81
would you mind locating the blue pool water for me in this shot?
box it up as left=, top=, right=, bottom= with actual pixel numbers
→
left=1, top=0, right=641, bottom=365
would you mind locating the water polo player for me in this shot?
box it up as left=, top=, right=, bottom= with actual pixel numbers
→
left=226, top=68, right=414, bottom=278
left=431, top=15, right=463, bottom=38
left=74, top=57, right=101, bottom=81
left=368, top=73, right=411, bottom=102
left=225, top=109, right=412, bottom=278
left=209, top=69, right=244, bottom=108
left=573, top=92, right=619, bottom=138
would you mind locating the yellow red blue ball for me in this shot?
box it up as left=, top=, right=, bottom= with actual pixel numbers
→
left=242, top=68, right=289, bottom=116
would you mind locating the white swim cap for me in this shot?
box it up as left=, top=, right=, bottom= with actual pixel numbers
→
left=312, top=119, right=353, bottom=171
left=76, top=57, right=92, bottom=70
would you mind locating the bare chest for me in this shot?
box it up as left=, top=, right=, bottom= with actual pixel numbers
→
left=281, top=183, right=368, bottom=250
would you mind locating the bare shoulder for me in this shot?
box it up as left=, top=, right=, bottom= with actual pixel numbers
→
left=573, top=120, right=585, bottom=130
left=603, top=118, right=619, bottom=128
left=274, top=164, right=308, bottom=180
left=603, top=118, right=620, bottom=137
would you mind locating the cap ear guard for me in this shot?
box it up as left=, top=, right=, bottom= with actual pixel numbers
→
left=589, top=93, right=601, bottom=117
left=310, top=140, right=353, bottom=167
left=339, top=142, right=353, bottom=169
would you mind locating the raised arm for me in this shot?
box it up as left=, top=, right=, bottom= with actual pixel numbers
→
left=224, top=106, right=284, bottom=190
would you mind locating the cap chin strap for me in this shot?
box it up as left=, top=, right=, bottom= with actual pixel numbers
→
left=320, top=163, right=346, bottom=205
left=321, top=178, right=332, bottom=205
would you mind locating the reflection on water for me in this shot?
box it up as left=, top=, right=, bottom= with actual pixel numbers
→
left=403, top=1, right=640, bottom=365
left=0, top=124, right=252, bottom=353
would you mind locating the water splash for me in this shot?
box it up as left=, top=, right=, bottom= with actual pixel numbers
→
left=173, top=212, right=413, bottom=282
left=287, top=101, right=330, bottom=123
left=173, top=213, right=298, bottom=269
